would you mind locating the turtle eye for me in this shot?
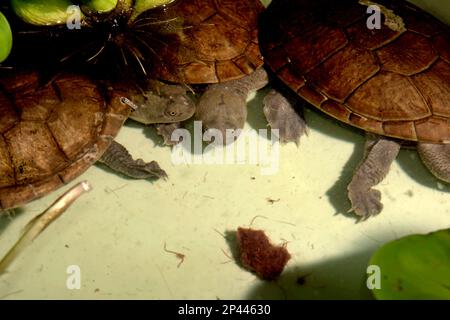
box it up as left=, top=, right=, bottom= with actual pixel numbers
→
left=165, top=108, right=179, bottom=118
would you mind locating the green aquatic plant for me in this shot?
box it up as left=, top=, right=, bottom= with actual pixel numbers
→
left=6, top=0, right=177, bottom=76
left=0, top=11, right=12, bottom=62
left=11, top=0, right=174, bottom=26
left=80, top=0, right=118, bottom=13
left=11, top=0, right=78, bottom=26
left=10, top=0, right=131, bottom=26
left=369, top=229, right=450, bottom=300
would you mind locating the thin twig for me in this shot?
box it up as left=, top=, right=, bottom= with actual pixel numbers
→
left=163, top=242, right=185, bottom=268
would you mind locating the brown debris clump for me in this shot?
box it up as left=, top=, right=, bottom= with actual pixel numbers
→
left=236, top=228, right=291, bottom=281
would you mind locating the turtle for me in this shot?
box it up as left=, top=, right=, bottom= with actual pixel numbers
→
left=0, top=69, right=195, bottom=211
left=1, top=0, right=201, bottom=144
left=259, top=0, right=450, bottom=218
left=138, top=0, right=307, bottom=144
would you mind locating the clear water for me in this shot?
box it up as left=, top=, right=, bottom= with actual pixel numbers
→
left=0, top=0, right=449, bottom=299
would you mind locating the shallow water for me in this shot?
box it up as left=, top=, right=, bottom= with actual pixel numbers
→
left=0, top=0, right=449, bottom=299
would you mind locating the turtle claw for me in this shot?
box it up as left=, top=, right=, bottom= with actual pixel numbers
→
left=147, top=161, right=169, bottom=180
left=348, top=188, right=383, bottom=219
left=136, top=159, right=168, bottom=180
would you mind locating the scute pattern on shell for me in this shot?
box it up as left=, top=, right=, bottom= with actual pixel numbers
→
left=0, top=72, right=130, bottom=210
left=142, top=0, right=264, bottom=84
left=260, top=0, right=450, bottom=143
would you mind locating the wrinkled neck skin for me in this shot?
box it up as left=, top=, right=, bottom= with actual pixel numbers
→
left=211, top=68, right=269, bottom=98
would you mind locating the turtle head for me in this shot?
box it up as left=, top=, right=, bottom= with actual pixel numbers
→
left=129, top=85, right=195, bottom=125
left=203, top=121, right=242, bottom=146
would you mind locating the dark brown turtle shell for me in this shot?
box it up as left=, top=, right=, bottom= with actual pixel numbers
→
left=260, top=0, right=450, bottom=143
left=0, top=71, right=130, bottom=210
left=142, top=0, right=264, bottom=84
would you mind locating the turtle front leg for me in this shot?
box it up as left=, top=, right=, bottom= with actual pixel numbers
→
left=417, top=143, right=450, bottom=183
left=263, top=89, right=307, bottom=144
left=347, top=135, right=401, bottom=219
left=99, top=141, right=167, bottom=179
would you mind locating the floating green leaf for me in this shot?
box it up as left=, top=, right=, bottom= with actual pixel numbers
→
left=81, top=0, right=118, bottom=13
left=369, top=229, right=450, bottom=300
left=11, top=0, right=80, bottom=26
left=0, top=12, right=12, bottom=63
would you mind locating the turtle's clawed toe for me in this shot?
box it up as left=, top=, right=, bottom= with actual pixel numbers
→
left=348, top=187, right=383, bottom=219
left=145, top=161, right=169, bottom=180
left=136, top=159, right=168, bottom=179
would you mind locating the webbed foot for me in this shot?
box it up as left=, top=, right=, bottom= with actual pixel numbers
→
left=347, top=135, right=400, bottom=219
left=263, top=89, right=307, bottom=144
left=99, top=141, right=167, bottom=180
left=348, top=186, right=383, bottom=219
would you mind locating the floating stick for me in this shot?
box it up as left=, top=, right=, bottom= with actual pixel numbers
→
left=0, top=181, right=92, bottom=275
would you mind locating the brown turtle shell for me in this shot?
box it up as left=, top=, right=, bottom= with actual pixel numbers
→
left=141, top=0, right=264, bottom=84
left=260, top=0, right=450, bottom=143
left=0, top=71, right=130, bottom=210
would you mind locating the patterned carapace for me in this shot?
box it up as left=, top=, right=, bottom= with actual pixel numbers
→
left=260, top=0, right=450, bottom=143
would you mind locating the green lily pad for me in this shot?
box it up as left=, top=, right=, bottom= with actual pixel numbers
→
left=0, top=12, right=13, bottom=63
left=11, top=0, right=80, bottom=26
left=369, top=229, right=450, bottom=300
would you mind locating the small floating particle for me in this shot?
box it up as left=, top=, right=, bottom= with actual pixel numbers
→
left=404, top=190, right=414, bottom=197
left=266, top=198, right=280, bottom=204
left=163, top=242, right=186, bottom=268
